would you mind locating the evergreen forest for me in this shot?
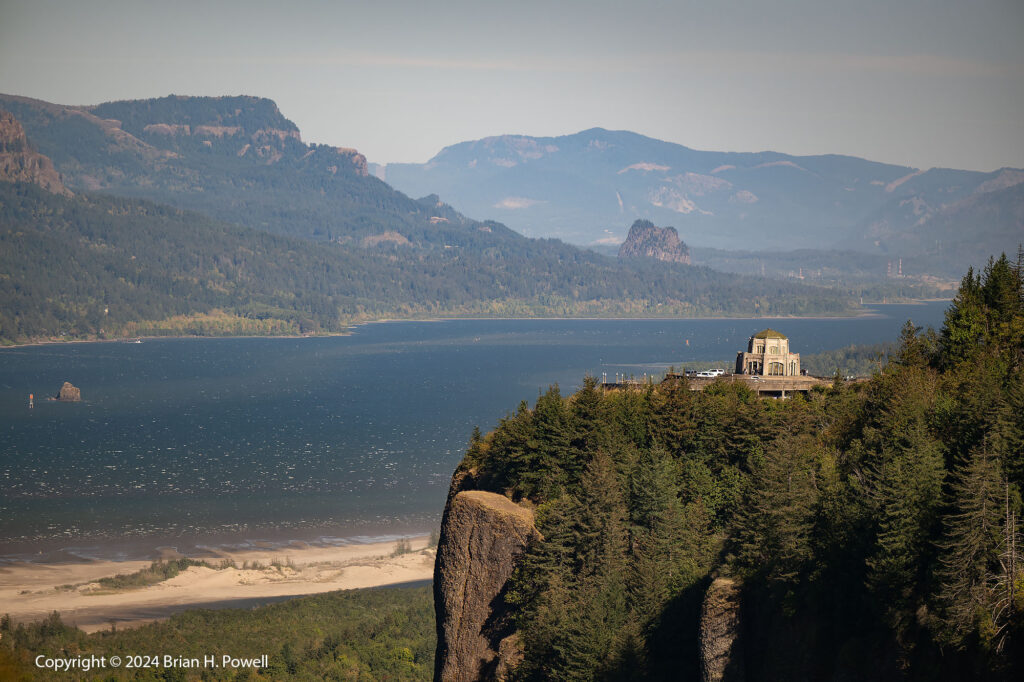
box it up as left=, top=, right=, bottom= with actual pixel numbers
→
left=0, top=182, right=855, bottom=345
left=450, top=254, right=1024, bottom=680
left=0, top=585, right=435, bottom=681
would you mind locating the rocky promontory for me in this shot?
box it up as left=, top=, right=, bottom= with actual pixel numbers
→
left=433, top=489, right=540, bottom=682
left=700, top=577, right=744, bottom=682
left=617, top=219, right=691, bottom=264
left=0, top=109, right=70, bottom=196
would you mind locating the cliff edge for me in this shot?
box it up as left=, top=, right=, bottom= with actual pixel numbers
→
left=700, top=577, right=744, bottom=682
left=0, top=109, right=70, bottom=196
left=433, top=489, right=540, bottom=682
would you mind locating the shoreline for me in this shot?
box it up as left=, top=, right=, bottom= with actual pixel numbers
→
left=1, top=301, right=948, bottom=350
left=0, top=534, right=435, bottom=633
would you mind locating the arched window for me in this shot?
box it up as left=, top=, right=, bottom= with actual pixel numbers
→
left=769, top=362, right=784, bottom=375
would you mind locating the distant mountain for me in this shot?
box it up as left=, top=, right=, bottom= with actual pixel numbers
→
left=846, top=171, right=1024, bottom=271
left=0, top=99, right=861, bottom=343
left=380, top=129, right=1023, bottom=262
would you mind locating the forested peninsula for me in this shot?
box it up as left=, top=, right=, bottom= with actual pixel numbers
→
left=433, top=255, right=1024, bottom=680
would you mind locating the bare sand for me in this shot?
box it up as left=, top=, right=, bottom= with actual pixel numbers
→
left=0, top=536, right=434, bottom=633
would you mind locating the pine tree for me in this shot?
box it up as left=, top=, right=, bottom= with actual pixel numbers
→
left=982, top=255, right=1022, bottom=327
left=941, top=267, right=985, bottom=367
left=936, top=446, right=1005, bottom=647
left=865, top=424, right=945, bottom=631
left=646, top=375, right=693, bottom=458
left=894, top=320, right=928, bottom=367
left=568, top=375, right=606, bottom=483
left=629, top=447, right=679, bottom=530
left=733, top=434, right=819, bottom=585
left=533, top=384, right=573, bottom=498
left=509, top=450, right=632, bottom=681
left=485, top=400, right=540, bottom=498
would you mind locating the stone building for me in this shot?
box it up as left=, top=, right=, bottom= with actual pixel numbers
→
left=735, top=329, right=801, bottom=376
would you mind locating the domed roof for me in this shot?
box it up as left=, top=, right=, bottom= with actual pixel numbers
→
left=753, top=328, right=788, bottom=339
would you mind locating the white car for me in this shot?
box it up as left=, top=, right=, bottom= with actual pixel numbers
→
left=695, top=369, right=726, bottom=378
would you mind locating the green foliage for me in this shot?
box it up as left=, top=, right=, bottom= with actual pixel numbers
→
left=0, top=93, right=862, bottom=345
left=0, top=182, right=857, bottom=345
left=733, top=435, right=820, bottom=587
left=461, top=254, right=1024, bottom=680
left=96, top=559, right=215, bottom=591
left=0, top=585, right=435, bottom=681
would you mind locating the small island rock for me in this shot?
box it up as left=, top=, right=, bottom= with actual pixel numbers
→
left=55, top=382, right=81, bottom=401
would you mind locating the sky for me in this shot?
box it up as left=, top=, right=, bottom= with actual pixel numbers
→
left=1, top=0, right=1022, bottom=171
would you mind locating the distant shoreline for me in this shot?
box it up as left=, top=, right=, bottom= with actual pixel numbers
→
left=0, top=301, right=950, bottom=350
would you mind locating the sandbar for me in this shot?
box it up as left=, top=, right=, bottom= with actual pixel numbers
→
left=0, top=535, right=434, bottom=633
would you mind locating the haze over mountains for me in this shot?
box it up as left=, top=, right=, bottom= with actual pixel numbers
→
left=0, top=93, right=860, bottom=344
left=380, top=129, right=1024, bottom=272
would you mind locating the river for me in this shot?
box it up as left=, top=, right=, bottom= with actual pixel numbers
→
left=0, top=302, right=948, bottom=561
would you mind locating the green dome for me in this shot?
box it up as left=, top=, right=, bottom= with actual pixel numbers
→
left=753, top=328, right=787, bottom=339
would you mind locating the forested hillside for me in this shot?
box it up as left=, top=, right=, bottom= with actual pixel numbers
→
left=0, top=93, right=516, bottom=248
left=0, top=95, right=874, bottom=344
left=447, top=254, right=1024, bottom=680
left=0, top=182, right=856, bottom=344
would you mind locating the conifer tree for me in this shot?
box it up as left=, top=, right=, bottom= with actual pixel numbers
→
left=646, top=375, right=693, bottom=457
left=733, top=434, right=819, bottom=585
left=532, top=384, right=572, bottom=497
left=941, top=267, right=985, bottom=367
left=512, top=450, right=632, bottom=680
left=865, top=424, right=945, bottom=631
left=936, top=446, right=1005, bottom=647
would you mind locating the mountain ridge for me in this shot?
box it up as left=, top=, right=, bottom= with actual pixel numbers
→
left=0, top=98, right=861, bottom=345
left=0, top=93, right=482, bottom=249
left=381, top=128, right=1023, bottom=263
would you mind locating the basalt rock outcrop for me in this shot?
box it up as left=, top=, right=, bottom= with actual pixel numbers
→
left=617, top=219, right=690, bottom=264
left=699, top=577, right=744, bottom=682
left=54, top=382, right=81, bottom=401
left=433, top=486, right=540, bottom=682
left=0, top=109, right=70, bottom=196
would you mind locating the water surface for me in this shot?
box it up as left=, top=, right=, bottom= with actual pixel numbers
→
left=0, top=303, right=947, bottom=561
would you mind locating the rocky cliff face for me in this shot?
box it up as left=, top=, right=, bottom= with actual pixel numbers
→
left=433, top=486, right=540, bottom=682
left=618, top=219, right=690, bottom=264
left=0, top=110, right=70, bottom=195
left=700, top=577, right=744, bottom=682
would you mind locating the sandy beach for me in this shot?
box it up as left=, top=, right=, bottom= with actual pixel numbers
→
left=0, top=536, right=434, bottom=633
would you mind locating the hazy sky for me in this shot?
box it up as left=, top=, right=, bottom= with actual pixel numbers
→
left=1, top=0, right=1022, bottom=170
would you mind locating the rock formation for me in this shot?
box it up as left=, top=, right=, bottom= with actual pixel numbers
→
left=433, top=488, right=540, bottom=682
left=700, top=577, right=744, bottom=682
left=0, top=110, right=71, bottom=196
left=617, top=219, right=690, bottom=264
left=54, top=382, right=81, bottom=401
